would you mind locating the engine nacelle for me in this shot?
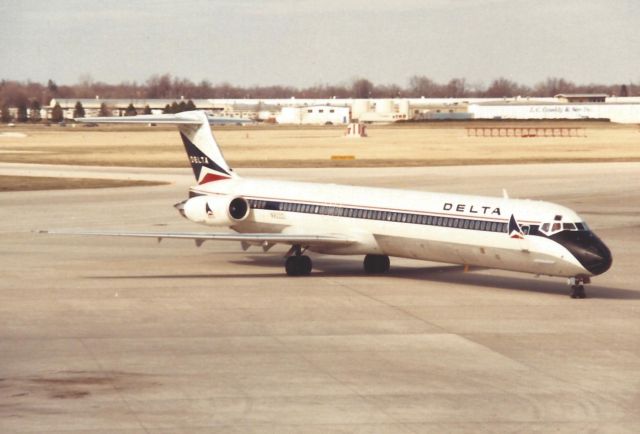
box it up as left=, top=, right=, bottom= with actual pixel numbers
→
left=177, top=195, right=250, bottom=226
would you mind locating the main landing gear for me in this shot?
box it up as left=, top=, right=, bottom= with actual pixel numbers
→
left=364, top=254, right=390, bottom=274
left=285, top=245, right=312, bottom=276
left=568, top=276, right=590, bottom=299
left=283, top=246, right=391, bottom=277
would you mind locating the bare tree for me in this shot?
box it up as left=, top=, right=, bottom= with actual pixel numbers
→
left=373, top=83, right=402, bottom=98
left=446, top=78, right=466, bottom=98
left=620, top=84, right=629, bottom=97
left=407, top=76, right=440, bottom=97
left=533, top=77, right=576, bottom=96
left=146, top=74, right=173, bottom=98
left=47, top=79, right=58, bottom=94
left=484, top=78, right=527, bottom=97
left=1, top=75, right=638, bottom=103
left=351, top=78, right=374, bottom=98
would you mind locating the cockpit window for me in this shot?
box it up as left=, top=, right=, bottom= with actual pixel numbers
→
left=575, top=222, right=589, bottom=231
left=540, top=220, right=589, bottom=236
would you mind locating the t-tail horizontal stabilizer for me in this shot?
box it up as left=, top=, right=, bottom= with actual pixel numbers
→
left=75, top=111, right=244, bottom=184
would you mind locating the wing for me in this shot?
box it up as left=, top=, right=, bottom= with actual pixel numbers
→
left=39, top=229, right=354, bottom=249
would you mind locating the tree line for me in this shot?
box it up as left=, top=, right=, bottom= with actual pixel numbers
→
left=1, top=74, right=637, bottom=123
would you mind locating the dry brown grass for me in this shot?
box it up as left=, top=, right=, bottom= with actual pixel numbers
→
left=1, top=121, right=638, bottom=168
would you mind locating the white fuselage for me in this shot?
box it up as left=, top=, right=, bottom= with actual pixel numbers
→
left=190, top=177, right=591, bottom=278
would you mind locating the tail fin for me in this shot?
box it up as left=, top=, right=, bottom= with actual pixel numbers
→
left=175, top=111, right=238, bottom=184
left=76, top=110, right=239, bottom=184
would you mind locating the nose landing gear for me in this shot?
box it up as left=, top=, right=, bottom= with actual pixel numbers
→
left=568, top=276, right=590, bottom=299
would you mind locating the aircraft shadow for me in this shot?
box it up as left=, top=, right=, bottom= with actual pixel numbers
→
left=91, top=254, right=637, bottom=300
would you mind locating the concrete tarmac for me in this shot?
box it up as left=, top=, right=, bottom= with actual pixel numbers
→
left=1, top=162, right=639, bottom=433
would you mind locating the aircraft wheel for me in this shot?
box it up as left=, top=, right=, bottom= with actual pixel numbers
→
left=285, top=255, right=312, bottom=276
left=299, top=255, right=312, bottom=276
left=570, top=284, right=586, bottom=299
left=364, top=254, right=390, bottom=274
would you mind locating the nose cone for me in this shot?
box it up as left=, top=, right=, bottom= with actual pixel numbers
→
left=581, top=236, right=612, bottom=275
left=553, top=230, right=612, bottom=276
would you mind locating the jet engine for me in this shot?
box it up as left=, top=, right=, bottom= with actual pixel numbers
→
left=175, top=195, right=250, bottom=226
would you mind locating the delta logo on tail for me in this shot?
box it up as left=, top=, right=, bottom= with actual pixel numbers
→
left=509, top=214, right=525, bottom=239
left=180, top=132, right=231, bottom=184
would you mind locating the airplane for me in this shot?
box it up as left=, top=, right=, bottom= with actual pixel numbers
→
left=44, top=110, right=612, bottom=299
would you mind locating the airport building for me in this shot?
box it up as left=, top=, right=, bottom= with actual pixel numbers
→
left=275, top=105, right=351, bottom=125
left=48, top=98, right=219, bottom=119
left=43, top=95, right=640, bottom=124
left=468, top=100, right=640, bottom=123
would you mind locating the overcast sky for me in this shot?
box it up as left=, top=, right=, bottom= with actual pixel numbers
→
left=1, top=0, right=639, bottom=88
